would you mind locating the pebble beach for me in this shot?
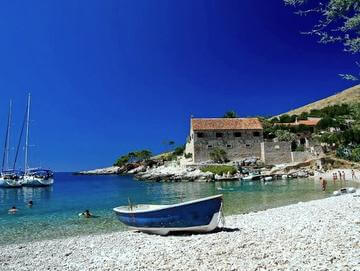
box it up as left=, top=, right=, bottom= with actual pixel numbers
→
left=2, top=190, right=360, bottom=271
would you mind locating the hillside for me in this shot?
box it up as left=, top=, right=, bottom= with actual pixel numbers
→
left=280, top=84, right=360, bottom=116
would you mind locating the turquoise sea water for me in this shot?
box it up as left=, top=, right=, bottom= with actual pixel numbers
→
left=0, top=172, right=358, bottom=245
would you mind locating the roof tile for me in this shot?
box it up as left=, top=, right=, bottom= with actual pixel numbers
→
left=192, top=118, right=263, bottom=131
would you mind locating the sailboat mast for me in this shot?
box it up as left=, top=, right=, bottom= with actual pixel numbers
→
left=2, top=100, right=12, bottom=172
left=24, top=94, right=31, bottom=174
left=5, top=100, right=12, bottom=170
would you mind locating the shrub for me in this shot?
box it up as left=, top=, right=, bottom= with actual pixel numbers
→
left=279, top=114, right=292, bottom=123
left=275, top=130, right=296, bottom=142
left=173, top=146, right=185, bottom=156
left=209, top=148, right=228, bottom=163
left=351, top=147, right=360, bottom=162
left=201, top=165, right=237, bottom=175
left=184, top=153, right=192, bottom=159
left=113, top=155, right=129, bottom=167
left=295, top=145, right=305, bottom=152
left=336, top=146, right=352, bottom=160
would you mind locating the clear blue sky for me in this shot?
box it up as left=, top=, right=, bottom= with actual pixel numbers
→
left=0, top=0, right=357, bottom=171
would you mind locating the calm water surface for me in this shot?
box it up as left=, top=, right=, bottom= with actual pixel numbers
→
left=0, top=173, right=358, bottom=245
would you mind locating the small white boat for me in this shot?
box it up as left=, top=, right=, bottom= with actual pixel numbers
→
left=263, top=176, right=273, bottom=182
left=282, top=174, right=293, bottom=180
left=333, top=187, right=356, bottom=196
left=242, top=173, right=262, bottom=181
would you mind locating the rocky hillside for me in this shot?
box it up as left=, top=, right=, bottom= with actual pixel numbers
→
left=281, top=84, right=360, bottom=116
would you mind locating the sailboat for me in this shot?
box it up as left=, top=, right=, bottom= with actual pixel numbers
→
left=21, top=94, right=54, bottom=187
left=0, top=100, right=22, bottom=188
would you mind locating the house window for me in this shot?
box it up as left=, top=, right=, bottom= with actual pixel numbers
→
left=253, top=131, right=260, bottom=137
left=216, top=133, right=223, bottom=138
left=246, top=144, right=251, bottom=147
left=226, top=144, right=232, bottom=148
left=207, top=145, right=213, bottom=149
left=197, top=132, right=204, bottom=138
left=274, top=145, right=280, bottom=150
left=234, top=132, right=242, bottom=137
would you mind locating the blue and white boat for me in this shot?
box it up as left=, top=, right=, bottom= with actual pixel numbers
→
left=113, top=194, right=223, bottom=235
left=22, top=168, right=54, bottom=187
left=0, top=171, right=23, bottom=188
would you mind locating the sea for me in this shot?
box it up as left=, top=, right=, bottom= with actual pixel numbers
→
left=0, top=172, right=358, bottom=246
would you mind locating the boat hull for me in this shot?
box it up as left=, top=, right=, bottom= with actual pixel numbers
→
left=114, top=195, right=223, bottom=235
left=22, top=177, right=54, bottom=187
left=0, top=178, right=22, bottom=188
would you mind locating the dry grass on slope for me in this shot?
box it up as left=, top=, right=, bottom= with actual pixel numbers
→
left=281, top=84, right=360, bottom=116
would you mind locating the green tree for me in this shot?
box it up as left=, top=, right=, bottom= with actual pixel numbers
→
left=279, top=114, right=292, bottom=123
left=351, top=147, right=360, bottom=162
left=316, top=116, right=336, bottom=130
left=223, top=111, right=238, bottom=118
left=351, top=103, right=360, bottom=121
left=113, top=155, right=129, bottom=167
left=275, top=130, right=296, bottom=141
left=173, top=145, right=185, bottom=156
left=209, top=148, right=228, bottom=163
left=284, top=0, right=360, bottom=80
left=318, top=132, right=341, bottom=146
left=135, top=150, right=152, bottom=161
left=298, top=111, right=309, bottom=120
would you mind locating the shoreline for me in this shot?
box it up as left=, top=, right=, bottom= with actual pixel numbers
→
left=2, top=191, right=360, bottom=270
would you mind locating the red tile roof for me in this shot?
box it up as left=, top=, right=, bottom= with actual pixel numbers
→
left=191, top=118, right=263, bottom=131
left=296, top=119, right=321, bottom=126
left=275, top=119, right=321, bottom=127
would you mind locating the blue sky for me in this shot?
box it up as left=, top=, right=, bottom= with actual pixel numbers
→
left=0, top=0, right=357, bottom=171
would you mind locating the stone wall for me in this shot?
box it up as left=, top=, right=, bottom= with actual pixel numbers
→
left=193, top=129, right=263, bottom=163
left=260, top=142, right=292, bottom=165
left=291, top=151, right=314, bottom=163
left=184, top=130, right=195, bottom=161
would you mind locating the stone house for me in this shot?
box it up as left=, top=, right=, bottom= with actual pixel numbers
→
left=185, top=118, right=264, bottom=163
left=184, top=117, right=320, bottom=165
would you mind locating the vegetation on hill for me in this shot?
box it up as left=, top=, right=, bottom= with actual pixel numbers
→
left=278, top=85, right=360, bottom=117
left=114, top=150, right=152, bottom=167
left=263, top=102, right=360, bottom=162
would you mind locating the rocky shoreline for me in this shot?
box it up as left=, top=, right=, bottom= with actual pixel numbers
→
left=75, top=161, right=313, bottom=182
left=2, top=192, right=360, bottom=270
left=75, top=155, right=360, bottom=183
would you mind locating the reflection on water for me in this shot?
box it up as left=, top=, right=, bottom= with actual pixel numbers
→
left=0, top=186, right=52, bottom=206
left=0, top=173, right=359, bottom=246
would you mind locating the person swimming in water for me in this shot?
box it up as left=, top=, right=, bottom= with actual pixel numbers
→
left=8, top=206, right=18, bottom=214
left=79, top=210, right=93, bottom=218
left=28, top=200, right=33, bottom=207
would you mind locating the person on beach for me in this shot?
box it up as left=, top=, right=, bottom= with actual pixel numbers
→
left=28, top=200, right=33, bottom=207
left=342, top=171, right=346, bottom=181
left=352, top=170, right=357, bottom=180
left=338, top=171, right=342, bottom=181
left=334, top=172, right=338, bottom=181
left=79, top=210, right=93, bottom=218
left=320, top=177, right=327, bottom=191
left=8, top=206, right=18, bottom=214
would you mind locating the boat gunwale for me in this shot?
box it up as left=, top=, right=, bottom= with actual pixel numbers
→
left=113, top=194, right=223, bottom=214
